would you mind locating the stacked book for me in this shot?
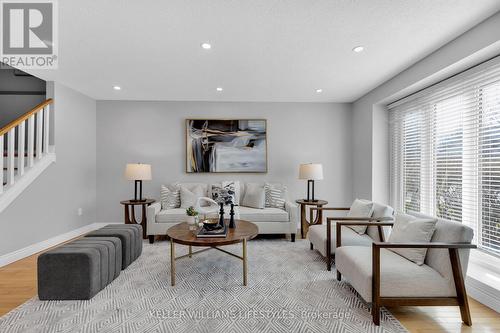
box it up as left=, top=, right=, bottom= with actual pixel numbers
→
left=197, top=224, right=228, bottom=238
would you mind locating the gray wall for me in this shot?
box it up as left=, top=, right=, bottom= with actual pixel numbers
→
left=0, top=68, right=46, bottom=127
left=352, top=11, right=500, bottom=203
left=96, top=101, right=352, bottom=222
left=0, top=82, right=97, bottom=256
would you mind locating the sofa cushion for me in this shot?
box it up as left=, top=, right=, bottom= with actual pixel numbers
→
left=160, top=184, right=180, bottom=209
left=388, top=213, right=437, bottom=265
left=308, top=224, right=373, bottom=257
left=366, top=202, right=394, bottom=241
left=211, top=181, right=240, bottom=205
left=347, top=199, right=374, bottom=234
left=410, top=211, right=474, bottom=285
left=336, top=246, right=455, bottom=303
left=242, top=183, right=266, bottom=209
left=180, top=185, right=205, bottom=208
left=238, top=206, right=288, bottom=222
left=264, top=183, right=287, bottom=209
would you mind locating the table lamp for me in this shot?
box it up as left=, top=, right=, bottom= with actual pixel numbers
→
left=299, top=163, right=323, bottom=202
left=125, top=163, right=152, bottom=202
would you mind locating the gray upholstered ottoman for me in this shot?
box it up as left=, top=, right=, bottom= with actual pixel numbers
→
left=85, top=224, right=142, bottom=269
left=73, top=237, right=122, bottom=280
left=38, top=247, right=102, bottom=300
left=102, top=224, right=143, bottom=258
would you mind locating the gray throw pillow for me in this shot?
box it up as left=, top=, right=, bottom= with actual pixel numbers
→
left=388, top=213, right=437, bottom=265
left=242, top=183, right=265, bottom=209
left=347, top=199, right=374, bottom=234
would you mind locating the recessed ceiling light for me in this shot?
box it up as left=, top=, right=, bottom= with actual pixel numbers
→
left=352, top=46, right=365, bottom=53
left=113, top=85, right=121, bottom=91
left=201, top=42, right=212, bottom=50
left=216, top=87, right=223, bottom=92
left=316, top=89, right=323, bottom=93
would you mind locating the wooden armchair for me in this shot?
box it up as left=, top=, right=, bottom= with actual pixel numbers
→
left=308, top=201, right=394, bottom=271
left=335, top=214, right=476, bottom=326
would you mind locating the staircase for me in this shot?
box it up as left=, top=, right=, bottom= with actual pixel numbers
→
left=0, top=99, right=55, bottom=212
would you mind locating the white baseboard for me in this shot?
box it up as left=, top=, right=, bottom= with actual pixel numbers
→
left=0, top=222, right=108, bottom=268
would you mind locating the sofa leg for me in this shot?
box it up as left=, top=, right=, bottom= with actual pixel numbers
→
left=310, top=243, right=313, bottom=250
left=336, top=271, right=341, bottom=281
left=327, top=252, right=332, bottom=271
left=291, top=234, right=295, bottom=242
left=149, top=235, right=155, bottom=244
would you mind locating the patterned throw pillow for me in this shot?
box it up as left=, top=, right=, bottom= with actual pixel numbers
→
left=211, top=181, right=240, bottom=205
left=160, top=184, right=180, bottom=210
left=265, top=183, right=287, bottom=209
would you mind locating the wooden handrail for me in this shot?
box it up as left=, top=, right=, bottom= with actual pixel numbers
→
left=0, top=98, right=53, bottom=136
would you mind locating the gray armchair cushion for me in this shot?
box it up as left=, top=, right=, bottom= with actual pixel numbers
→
left=366, top=202, right=394, bottom=241
left=388, top=213, right=437, bottom=265
left=410, top=211, right=474, bottom=284
left=346, top=199, right=374, bottom=234
left=336, top=246, right=455, bottom=303
left=308, top=224, right=373, bottom=256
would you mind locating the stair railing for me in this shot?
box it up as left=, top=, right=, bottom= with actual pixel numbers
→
left=0, top=99, right=53, bottom=193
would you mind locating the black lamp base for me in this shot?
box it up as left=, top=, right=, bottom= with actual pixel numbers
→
left=305, top=180, right=317, bottom=202
left=131, top=180, right=146, bottom=202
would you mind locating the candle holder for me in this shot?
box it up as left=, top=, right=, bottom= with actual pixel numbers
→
left=229, top=203, right=235, bottom=228
left=219, top=202, right=225, bottom=228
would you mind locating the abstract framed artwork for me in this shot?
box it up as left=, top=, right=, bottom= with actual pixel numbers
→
left=186, top=119, right=267, bottom=173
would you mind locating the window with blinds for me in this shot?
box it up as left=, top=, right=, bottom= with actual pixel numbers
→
left=389, top=60, right=500, bottom=256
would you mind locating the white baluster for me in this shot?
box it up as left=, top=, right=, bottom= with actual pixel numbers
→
left=36, top=111, right=43, bottom=160
left=0, top=134, right=3, bottom=194
left=18, top=121, right=25, bottom=176
left=7, top=129, right=15, bottom=186
left=43, top=105, right=50, bottom=153
left=27, top=115, right=34, bottom=168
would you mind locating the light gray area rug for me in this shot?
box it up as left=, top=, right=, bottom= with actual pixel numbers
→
left=0, top=239, right=408, bottom=333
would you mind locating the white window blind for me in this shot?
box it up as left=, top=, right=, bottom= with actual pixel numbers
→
left=389, top=60, right=500, bottom=256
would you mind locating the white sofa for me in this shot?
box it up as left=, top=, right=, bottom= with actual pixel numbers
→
left=147, top=182, right=298, bottom=243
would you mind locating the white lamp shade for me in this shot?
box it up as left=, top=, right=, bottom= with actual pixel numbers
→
left=124, top=163, right=152, bottom=181
left=299, top=163, right=323, bottom=180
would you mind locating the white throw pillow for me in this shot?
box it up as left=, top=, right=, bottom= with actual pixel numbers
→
left=347, top=199, right=374, bottom=234
left=242, top=183, right=265, bottom=209
left=264, top=183, right=287, bottom=210
left=388, top=213, right=437, bottom=265
left=180, top=185, right=205, bottom=208
left=160, top=184, right=181, bottom=209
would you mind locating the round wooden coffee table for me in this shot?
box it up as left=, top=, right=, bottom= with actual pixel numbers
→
left=166, top=219, right=258, bottom=286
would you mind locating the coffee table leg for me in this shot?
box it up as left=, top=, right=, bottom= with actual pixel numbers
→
left=170, top=240, right=176, bottom=286
left=242, top=238, right=247, bottom=286
left=189, top=245, right=192, bottom=258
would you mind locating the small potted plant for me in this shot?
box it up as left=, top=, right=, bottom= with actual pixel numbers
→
left=186, top=206, right=199, bottom=226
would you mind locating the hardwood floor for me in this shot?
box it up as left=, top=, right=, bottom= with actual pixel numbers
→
left=0, top=248, right=499, bottom=332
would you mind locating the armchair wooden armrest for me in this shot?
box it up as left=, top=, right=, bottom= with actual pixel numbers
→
left=309, top=207, right=350, bottom=225
left=370, top=241, right=476, bottom=326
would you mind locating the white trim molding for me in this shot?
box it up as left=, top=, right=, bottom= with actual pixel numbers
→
left=0, top=222, right=108, bottom=268
left=466, top=251, right=500, bottom=313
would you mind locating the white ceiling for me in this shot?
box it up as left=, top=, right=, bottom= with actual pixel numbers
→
left=27, top=0, right=500, bottom=102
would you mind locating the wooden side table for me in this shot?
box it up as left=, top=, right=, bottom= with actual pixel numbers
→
left=120, top=199, right=156, bottom=239
left=295, top=199, right=328, bottom=239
